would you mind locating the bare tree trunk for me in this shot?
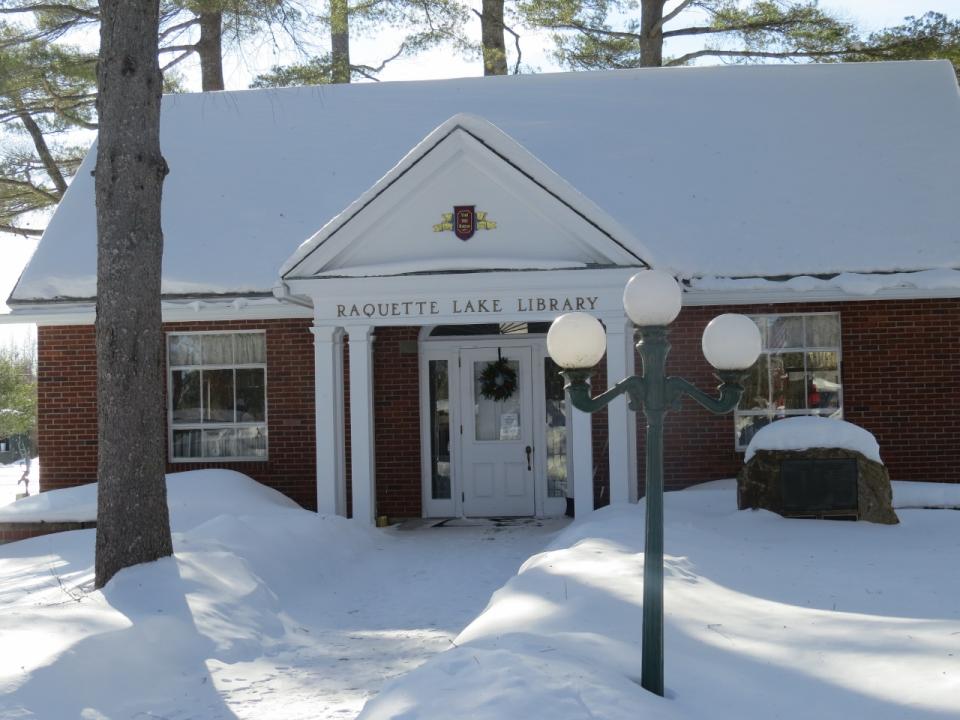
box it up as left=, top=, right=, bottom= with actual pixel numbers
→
left=330, top=0, right=350, bottom=83
left=197, top=11, right=225, bottom=91
left=640, top=0, right=665, bottom=66
left=481, top=0, right=508, bottom=75
left=94, top=0, right=173, bottom=589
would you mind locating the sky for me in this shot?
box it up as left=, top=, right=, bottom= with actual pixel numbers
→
left=2, top=0, right=959, bottom=347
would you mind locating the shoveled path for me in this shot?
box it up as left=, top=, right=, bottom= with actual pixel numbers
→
left=209, top=517, right=568, bottom=719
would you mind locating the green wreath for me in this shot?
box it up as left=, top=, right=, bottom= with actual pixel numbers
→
left=479, top=357, right=517, bottom=401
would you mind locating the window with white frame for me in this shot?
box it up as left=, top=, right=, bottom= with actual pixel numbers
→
left=735, top=313, right=842, bottom=450
left=167, top=331, right=267, bottom=461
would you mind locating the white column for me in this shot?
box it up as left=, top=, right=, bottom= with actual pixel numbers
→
left=347, top=325, right=376, bottom=524
left=605, top=317, right=632, bottom=505
left=311, top=325, right=345, bottom=516
left=570, top=385, right=594, bottom=518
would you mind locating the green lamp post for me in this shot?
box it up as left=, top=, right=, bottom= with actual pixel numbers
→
left=546, top=269, right=761, bottom=697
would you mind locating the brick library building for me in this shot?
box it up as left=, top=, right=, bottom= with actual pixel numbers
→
left=8, top=61, right=960, bottom=522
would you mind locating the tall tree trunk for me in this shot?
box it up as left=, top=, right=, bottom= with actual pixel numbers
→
left=481, top=0, right=508, bottom=75
left=330, top=0, right=350, bottom=83
left=197, top=11, right=225, bottom=91
left=639, top=0, right=665, bottom=66
left=94, top=0, right=173, bottom=589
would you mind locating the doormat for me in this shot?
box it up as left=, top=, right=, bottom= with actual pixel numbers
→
left=429, top=517, right=545, bottom=528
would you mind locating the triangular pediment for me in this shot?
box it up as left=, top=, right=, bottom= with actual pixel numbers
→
left=280, top=114, right=652, bottom=280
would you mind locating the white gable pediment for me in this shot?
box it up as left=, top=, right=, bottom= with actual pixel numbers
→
left=280, top=114, right=652, bottom=280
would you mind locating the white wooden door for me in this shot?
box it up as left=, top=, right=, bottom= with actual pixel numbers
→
left=459, top=347, right=535, bottom=517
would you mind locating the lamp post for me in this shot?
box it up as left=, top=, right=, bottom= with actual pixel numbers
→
left=546, top=269, right=761, bottom=697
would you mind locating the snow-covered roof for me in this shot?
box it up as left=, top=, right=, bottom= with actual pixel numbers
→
left=10, top=60, right=960, bottom=304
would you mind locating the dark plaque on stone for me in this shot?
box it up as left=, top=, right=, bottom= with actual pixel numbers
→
left=780, top=459, right=858, bottom=516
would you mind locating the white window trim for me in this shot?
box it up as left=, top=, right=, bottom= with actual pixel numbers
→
left=167, top=329, right=269, bottom=462
left=735, top=312, right=843, bottom=451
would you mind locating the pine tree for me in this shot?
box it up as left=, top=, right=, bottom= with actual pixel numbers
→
left=94, top=0, right=173, bottom=589
left=0, top=25, right=95, bottom=235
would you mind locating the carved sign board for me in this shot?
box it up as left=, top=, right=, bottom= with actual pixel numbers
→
left=335, top=295, right=600, bottom=320
left=780, top=458, right=859, bottom=516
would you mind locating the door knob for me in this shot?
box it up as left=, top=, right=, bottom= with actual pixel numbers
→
left=525, top=445, right=532, bottom=471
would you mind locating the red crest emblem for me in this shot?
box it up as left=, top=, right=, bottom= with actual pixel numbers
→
left=454, top=205, right=476, bottom=241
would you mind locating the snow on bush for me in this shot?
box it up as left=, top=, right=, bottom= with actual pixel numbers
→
left=744, top=416, right=882, bottom=463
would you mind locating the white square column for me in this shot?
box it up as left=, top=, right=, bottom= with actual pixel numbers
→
left=605, top=317, right=634, bottom=505
left=311, top=325, right=345, bottom=516
left=347, top=325, right=376, bottom=524
left=570, top=384, right=594, bottom=518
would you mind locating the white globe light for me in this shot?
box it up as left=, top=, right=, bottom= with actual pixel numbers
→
left=702, top=314, right=762, bottom=370
left=547, top=313, right=607, bottom=369
left=622, top=270, right=682, bottom=326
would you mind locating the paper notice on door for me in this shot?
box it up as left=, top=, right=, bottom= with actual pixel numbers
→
left=499, top=412, right=520, bottom=440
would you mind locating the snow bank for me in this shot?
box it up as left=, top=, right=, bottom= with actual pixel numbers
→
left=892, top=480, right=960, bottom=509
left=744, top=416, right=882, bottom=463
left=0, top=468, right=301, bottom=529
left=361, top=491, right=960, bottom=720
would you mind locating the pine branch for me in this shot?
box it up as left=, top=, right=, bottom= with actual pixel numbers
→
left=0, top=224, right=43, bottom=237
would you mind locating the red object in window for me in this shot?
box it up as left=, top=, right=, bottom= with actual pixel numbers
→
left=808, top=388, right=821, bottom=407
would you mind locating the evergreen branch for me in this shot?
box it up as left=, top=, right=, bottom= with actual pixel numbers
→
left=663, top=18, right=808, bottom=39
left=0, top=176, right=61, bottom=203
left=0, top=224, right=43, bottom=237
left=655, top=0, right=696, bottom=34
left=351, top=43, right=408, bottom=80
left=0, top=3, right=97, bottom=18
left=14, top=101, right=68, bottom=195
left=504, top=20, right=522, bottom=74
left=161, top=49, right=195, bottom=72
left=158, top=17, right=199, bottom=41
left=158, top=44, right=197, bottom=54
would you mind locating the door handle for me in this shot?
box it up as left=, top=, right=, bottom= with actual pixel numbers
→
left=525, top=445, right=532, bottom=471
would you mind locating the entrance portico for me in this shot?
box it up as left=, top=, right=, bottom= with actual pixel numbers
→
left=277, top=113, right=653, bottom=521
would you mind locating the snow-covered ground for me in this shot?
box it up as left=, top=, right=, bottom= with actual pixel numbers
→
left=0, top=470, right=564, bottom=718
left=0, top=457, right=38, bottom=508
left=0, top=470, right=958, bottom=718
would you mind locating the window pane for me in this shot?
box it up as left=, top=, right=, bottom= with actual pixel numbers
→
left=740, top=355, right=770, bottom=411
left=171, top=370, right=201, bottom=423
left=768, top=316, right=804, bottom=349
left=202, top=335, right=234, bottom=365
left=236, top=427, right=267, bottom=458
left=236, top=333, right=265, bottom=364
left=203, top=369, right=235, bottom=422
left=544, top=357, right=567, bottom=499
left=807, top=351, right=841, bottom=411
left=203, top=428, right=236, bottom=458
left=750, top=316, right=769, bottom=348
left=805, top=315, right=840, bottom=348
left=429, top=360, right=451, bottom=500
left=474, top=360, right=521, bottom=441
left=771, top=352, right=805, bottom=410
left=236, top=369, right=266, bottom=422
left=169, top=335, right=200, bottom=366
left=172, top=429, right=202, bottom=458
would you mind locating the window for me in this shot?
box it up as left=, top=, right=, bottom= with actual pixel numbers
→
left=168, top=331, right=267, bottom=461
left=735, top=313, right=842, bottom=450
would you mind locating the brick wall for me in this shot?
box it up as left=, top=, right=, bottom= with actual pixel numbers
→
left=646, top=298, right=960, bottom=496
left=35, top=297, right=960, bottom=520
left=38, top=319, right=318, bottom=510
left=372, top=327, right=422, bottom=518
